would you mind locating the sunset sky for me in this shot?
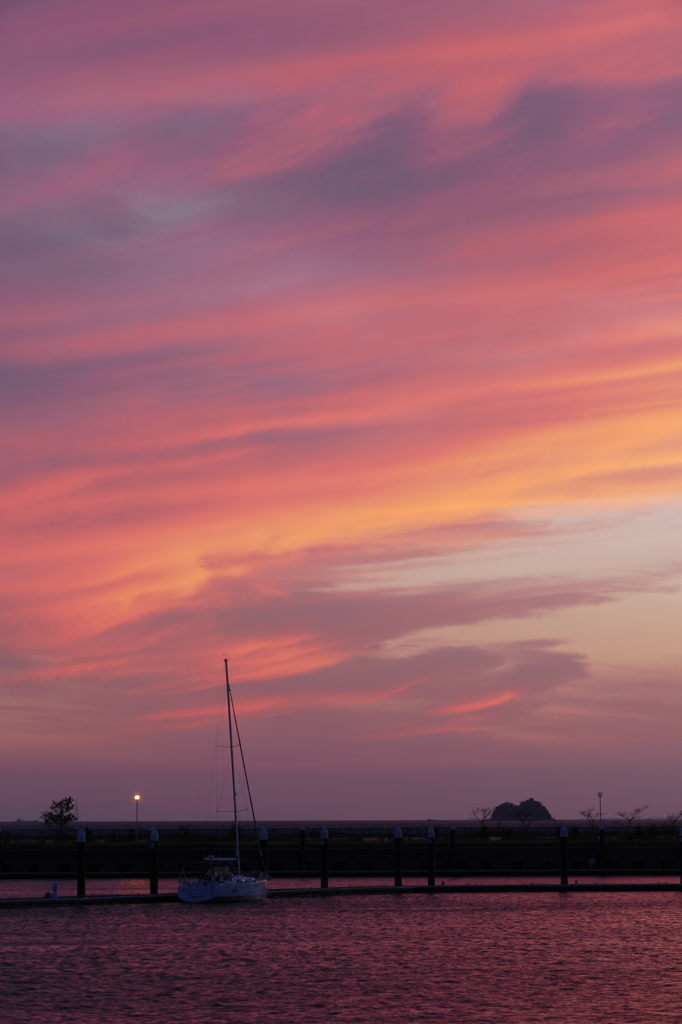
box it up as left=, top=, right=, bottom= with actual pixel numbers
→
left=2, top=0, right=682, bottom=822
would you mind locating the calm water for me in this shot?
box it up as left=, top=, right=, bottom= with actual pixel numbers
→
left=2, top=880, right=682, bottom=1023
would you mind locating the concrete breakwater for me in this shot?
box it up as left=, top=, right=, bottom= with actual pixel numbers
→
left=3, top=824, right=682, bottom=905
left=2, top=819, right=672, bottom=840
left=2, top=837, right=681, bottom=877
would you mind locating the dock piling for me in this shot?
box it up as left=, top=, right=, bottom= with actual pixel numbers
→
left=149, top=828, right=159, bottom=895
left=320, top=827, right=329, bottom=889
left=427, top=827, right=436, bottom=886
left=559, top=826, right=568, bottom=886
left=76, top=828, right=86, bottom=898
left=259, top=828, right=268, bottom=874
left=394, top=827, right=403, bottom=887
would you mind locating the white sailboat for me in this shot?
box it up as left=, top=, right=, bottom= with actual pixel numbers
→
left=178, top=660, right=268, bottom=903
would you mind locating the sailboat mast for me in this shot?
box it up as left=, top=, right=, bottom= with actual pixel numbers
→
left=224, top=658, right=241, bottom=873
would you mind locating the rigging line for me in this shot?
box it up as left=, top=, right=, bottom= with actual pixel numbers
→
left=192, top=683, right=223, bottom=823
left=225, top=658, right=241, bottom=874
left=230, top=685, right=267, bottom=875
left=230, top=689, right=258, bottom=829
left=213, top=685, right=228, bottom=822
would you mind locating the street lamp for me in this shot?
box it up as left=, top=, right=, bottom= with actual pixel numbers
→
left=598, top=792, right=603, bottom=825
left=134, top=795, right=141, bottom=828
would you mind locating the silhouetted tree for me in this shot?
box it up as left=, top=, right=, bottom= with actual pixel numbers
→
left=664, top=811, right=682, bottom=827
left=41, top=796, right=78, bottom=838
left=513, top=805, right=537, bottom=833
left=615, top=805, right=649, bottom=829
left=579, top=808, right=600, bottom=830
left=471, top=807, right=493, bottom=831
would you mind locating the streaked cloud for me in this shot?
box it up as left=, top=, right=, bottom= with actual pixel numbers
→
left=1, top=0, right=681, bottom=818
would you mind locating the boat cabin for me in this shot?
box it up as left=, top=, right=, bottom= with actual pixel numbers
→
left=182, top=856, right=238, bottom=885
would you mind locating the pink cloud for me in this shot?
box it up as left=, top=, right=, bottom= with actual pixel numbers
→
left=1, top=0, right=682, bottom=817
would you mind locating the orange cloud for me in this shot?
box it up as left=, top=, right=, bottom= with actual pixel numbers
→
left=1, top=0, right=682, bottom=817
left=436, top=691, right=520, bottom=716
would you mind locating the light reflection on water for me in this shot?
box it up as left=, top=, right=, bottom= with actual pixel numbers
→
left=2, top=880, right=682, bottom=1023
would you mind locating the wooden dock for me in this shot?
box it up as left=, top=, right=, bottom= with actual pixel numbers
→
left=2, top=881, right=682, bottom=908
left=267, top=882, right=682, bottom=897
left=0, top=893, right=176, bottom=909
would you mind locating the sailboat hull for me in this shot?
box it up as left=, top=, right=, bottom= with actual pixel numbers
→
left=178, top=876, right=268, bottom=903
